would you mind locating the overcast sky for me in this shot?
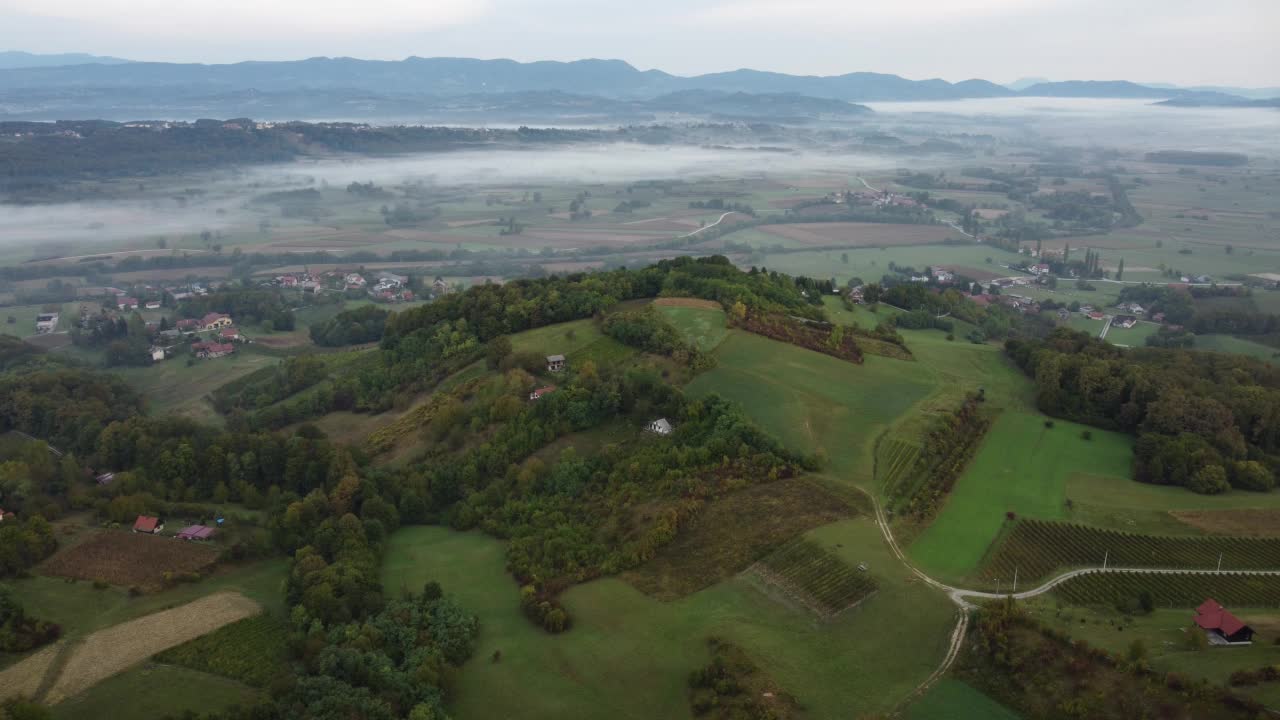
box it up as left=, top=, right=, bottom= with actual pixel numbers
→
left=2, top=0, right=1276, bottom=87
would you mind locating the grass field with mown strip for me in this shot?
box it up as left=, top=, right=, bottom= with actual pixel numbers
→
left=508, top=317, right=634, bottom=367
left=686, top=330, right=934, bottom=485
left=908, top=412, right=1133, bottom=581
left=1065, top=473, right=1280, bottom=536
left=382, top=520, right=955, bottom=720
left=907, top=678, right=1022, bottom=720
left=110, top=347, right=278, bottom=424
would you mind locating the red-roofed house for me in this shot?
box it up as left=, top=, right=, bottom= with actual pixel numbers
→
left=133, top=515, right=163, bottom=534
left=220, top=327, right=241, bottom=341
left=197, top=342, right=236, bottom=359
left=200, top=312, right=233, bottom=331
left=1194, top=598, right=1254, bottom=644
left=176, top=318, right=199, bottom=333
left=117, top=296, right=140, bottom=310
left=529, top=385, right=556, bottom=401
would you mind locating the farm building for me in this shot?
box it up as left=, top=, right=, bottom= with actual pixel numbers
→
left=200, top=312, right=233, bottom=331
left=1195, top=599, right=1254, bottom=644
left=529, top=385, right=556, bottom=401
left=0, top=508, right=13, bottom=522
left=1114, top=315, right=1138, bottom=329
left=176, top=525, right=215, bottom=541
left=150, top=346, right=166, bottom=362
left=145, top=300, right=162, bottom=310
left=116, top=296, right=140, bottom=310
left=94, top=472, right=115, bottom=485
left=175, top=318, right=200, bottom=333
left=220, top=327, right=242, bottom=341
left=133, top=515, right=164, bottom=534
left=34, top=312, right=58, bottom=334
left=546, top=354, right=566, bottom=372
left=648, top=418, right=673, bottom=436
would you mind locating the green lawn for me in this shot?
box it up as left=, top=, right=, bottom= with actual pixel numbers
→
left=686, top=331, right=934, bottom=486
left=657, top=305, right=728, bottom=352
left=909, top=412, right=1133, bottom=581
left=1196, top=334, right=1280, bottom=362
left=1105, top=321, right=1161, bottom=348
left=907, top=678, right=1021, bottom=720
left=382, top=520, right=956, bottom=720
left=51, top=662, right=258, bottom=720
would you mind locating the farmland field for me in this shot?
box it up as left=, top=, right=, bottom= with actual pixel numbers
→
left=983, top=520, right=1280, bottom=586
left=51, top=663, right=258, bottom=720
left=909, top=411, right=1133, bottom=581
left=749, top=221, right=958, bottom=247
left=1195, top=334, right=1280, bottom=361
left=382, top=520, right=955, bottom=720
left=751, top=538, right=878, bottom=618
left=153, top=612, right=288, bottom=687
left=42, top=591, right=261, bottom=704
left=1104, top=320, right=1161, bottom=347
left=1053, top=571, right=1280, bottom=609
left=39, top=530, right=220, bottom=589
left=110, top=348, right=278, bottom=423
left=907, top=678, right=1021, bottom=720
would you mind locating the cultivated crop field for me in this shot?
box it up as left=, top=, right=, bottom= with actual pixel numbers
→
left=1054, top=571, right=1280, bottom=609
left=752, top=222, right=957, bottom=247
left=752, top=539, right=878, bottom=618
left=154, top=612, right=288, bottom=687
left=654, top=298, right=729, bottom=352
left=982, top=520, right=1280, bottom=586
left=40, top=531, right=220, bottom=588
left=876, top=437, right=921, bottom=496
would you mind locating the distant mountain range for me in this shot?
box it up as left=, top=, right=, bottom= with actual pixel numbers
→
left=0, top=51, right=132, bottom=69
left=0, top=53, right=1274, bottom=123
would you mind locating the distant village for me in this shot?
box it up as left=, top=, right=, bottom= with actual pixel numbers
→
left=47, top=268, right=459, bottom=366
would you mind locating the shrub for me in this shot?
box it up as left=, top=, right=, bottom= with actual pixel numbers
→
left=1081, top=430, right=1092, bottom=440
left=1044, top=420, right=1055, bottom=428
left=92, top=579, right=109, bottom=590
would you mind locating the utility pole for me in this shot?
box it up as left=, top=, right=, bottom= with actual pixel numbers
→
left=1217, top=553, right=1223, bottom=572
left=1103, top=550, right=1108, bottom=570
left=1013, top=566, right=1018, bottom=593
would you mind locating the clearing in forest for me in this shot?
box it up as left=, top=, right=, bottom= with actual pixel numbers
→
left=655, top=301, right=729, bottom=352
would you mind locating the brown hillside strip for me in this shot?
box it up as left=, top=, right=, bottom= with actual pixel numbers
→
left=43, top=591, right=260, bottom=704
left=0, top=641, right=65, bottom=699
left=1170, top=509, right=1280, bottom=537
left=623, top=478, right=852, bottom=600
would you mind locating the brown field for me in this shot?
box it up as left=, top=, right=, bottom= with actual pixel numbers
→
left=0, top=641, right=64, bottom=698
left=621, top=477, right=853, bottom=600
left=768, top=196, right=825, bottom=209
left=754, top=222, right=957, bottom=247
left=40, top=530, right=220, bottom=588
left=1170, top=509, right=1280, bottom=537
left=43, top=591, right=260, bottom=704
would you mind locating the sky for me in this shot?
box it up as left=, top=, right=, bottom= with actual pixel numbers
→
left=1, top=0, right=1277, bottom=87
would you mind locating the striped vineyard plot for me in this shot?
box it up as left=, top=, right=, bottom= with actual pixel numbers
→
left=1054, top=571, right=1280, bottom=609
left=877, top=437, right=921, bottom=497
left=982, top=520, right=1280, bottom=586
left=751, top=539, right=878, bottom=619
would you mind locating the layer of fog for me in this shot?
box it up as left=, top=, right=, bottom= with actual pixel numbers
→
left=869, top=98, right=1280, bottom=158
left=0, top=144, right=907, bottom=252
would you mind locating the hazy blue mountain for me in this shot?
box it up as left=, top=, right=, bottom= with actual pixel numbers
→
left=1006, top=77, right=1051, bottom=91
left=0, top=55, right=1247, bottom=105
left=0, top=51, right=132, bottom=69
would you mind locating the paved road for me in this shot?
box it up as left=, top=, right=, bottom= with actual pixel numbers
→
left=678, top=211, right=736, bottom=239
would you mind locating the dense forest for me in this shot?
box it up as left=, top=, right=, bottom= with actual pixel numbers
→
left=1007, top=328, right=1280, bottom=494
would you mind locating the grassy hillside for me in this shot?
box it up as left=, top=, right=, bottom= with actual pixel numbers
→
left=382, top=521, right=955, bottom=720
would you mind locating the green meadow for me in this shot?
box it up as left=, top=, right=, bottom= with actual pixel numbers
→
left=907, top=678, right=1022, bottom=720
left=657, top=304, right=729, bottom=352
left=909, top=411, right=1133, bottom=581
left=382, top=520, right=956, bottom=720
left=685, top=330, right=934, bottom=485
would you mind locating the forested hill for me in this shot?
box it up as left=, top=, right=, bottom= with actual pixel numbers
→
left=0, top=121, right=602, bottom=185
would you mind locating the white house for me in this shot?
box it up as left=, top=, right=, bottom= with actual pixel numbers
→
left=546, top=354, right=566, bottom=372
left=648, top=418, right=673, bottom=436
